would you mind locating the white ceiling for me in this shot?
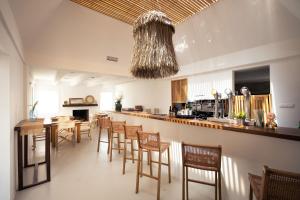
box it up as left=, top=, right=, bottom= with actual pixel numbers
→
left=31, top=68, right=133, bottom=87
left=9, top=0, right=300, bottom=79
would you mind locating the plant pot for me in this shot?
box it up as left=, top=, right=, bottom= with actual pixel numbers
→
left=115, top=102, right=122, bottom=112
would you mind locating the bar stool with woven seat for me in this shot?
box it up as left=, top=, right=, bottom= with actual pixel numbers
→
left=122, top=125, right=142, bottom=174
left=182, top=143, right=222, bottom=200
left=109, top=120, right=126, bottom=162
left=248, top=165, right=300, bottom=200
left=97, top=117, right=111, bottom=154
left=136, top=131, right=171, bottom=200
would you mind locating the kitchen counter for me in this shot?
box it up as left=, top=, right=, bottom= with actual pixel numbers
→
left=112, top=111, right=300, bottom=141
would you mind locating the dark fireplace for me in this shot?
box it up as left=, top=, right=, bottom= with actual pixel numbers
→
left=73, top=109, right=89, bottom=121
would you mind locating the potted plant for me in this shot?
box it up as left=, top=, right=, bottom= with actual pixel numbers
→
left=115, top=95, right=123, bottom=112
left=235, top=112, right=246, bottom=126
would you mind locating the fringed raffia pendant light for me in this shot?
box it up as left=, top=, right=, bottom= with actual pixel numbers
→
left=131, top=10, right=179, bottom=79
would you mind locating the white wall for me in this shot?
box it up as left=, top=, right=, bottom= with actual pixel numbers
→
left=115, top=80, right=171, bottom=114
left=0, top=0, right=25, bottom=199
left=33, top=81, right=102, bottom=117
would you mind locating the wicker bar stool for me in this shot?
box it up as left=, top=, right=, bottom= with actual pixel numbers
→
left=248, top=165, right=300, bottom=200
left=136, top=131, right=171, bottom=200
left=97, top=117, right=111, bottom=153
left=123, top=125, right=142, bottom=174
left=109, top=121, right=126, bottom=162
left=182, top=143, right=222, bottom=200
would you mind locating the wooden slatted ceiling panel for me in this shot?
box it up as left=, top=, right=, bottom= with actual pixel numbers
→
left=70, top=0, right=220, bottom=25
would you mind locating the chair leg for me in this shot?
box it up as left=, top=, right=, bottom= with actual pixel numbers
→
left=219, top=171, right=222, bottom=200
left=122, top=139, right=127, bottom=175
left=249, top=185, right=253, bottom=200
left=131, top=139, right=134, bottom=164
left=136, top=149, right=141, bottom=194
left=32, top=136, right=36, bottom=150
left=167, top=147, right=171, bottom=183
left=109, top=132, right=113, bottom=162
left=157, top=151, right=162, bottom=200
left=215, top=171, right=218, bottom=200
left=186, top=167, right=189, bottom=200
left=182, top=166, right=185, bottom=200
left=149, top=150, right=153, bottom=176
left=97, top=129, right=101, bottom=152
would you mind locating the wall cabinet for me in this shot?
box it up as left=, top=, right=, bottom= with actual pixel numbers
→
left=171, top=79, right=187, bottom=103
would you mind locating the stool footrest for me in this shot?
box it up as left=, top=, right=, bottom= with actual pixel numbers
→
left=141, top=173, right=159, bottom=180
left=187, top=178, right=216, bottom=186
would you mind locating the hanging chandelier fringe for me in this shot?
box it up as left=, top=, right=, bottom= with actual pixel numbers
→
left=131, top=10, right=179, bottom=79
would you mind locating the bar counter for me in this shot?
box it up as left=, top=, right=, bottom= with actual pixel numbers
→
left=111, top=111, right=300, bottom=200
left=111, top=111, right=300, bottom=141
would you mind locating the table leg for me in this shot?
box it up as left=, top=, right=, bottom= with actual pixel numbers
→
left=45, top=126, right=51, bottom=181
left=77, top=124, right=81, bottom=143
left=51, top=125, right=57, bottom=148
left=17, top=132, right=23, bottom=190
left=24, top=135, right=28, bottom=167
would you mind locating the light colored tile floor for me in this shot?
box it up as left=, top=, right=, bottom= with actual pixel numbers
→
left=15, top=128, right=215, bottom=200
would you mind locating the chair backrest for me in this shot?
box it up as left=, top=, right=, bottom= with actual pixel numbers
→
left=56, top=116, right=71, bottom=122
left=124, top=125, right=142, bottom=139
left=99, top=117, right=111, bottom=129
left=181, top=143, right=222, bottom=170
left=111, top=121, right=126, bottom=133
left=21, top=119, right=44, bottom=136
left=260, top=166, right=300, bottom=200
left=137, top=131, right=160, bottom=151
left=58, top=120, right=75, bottom=130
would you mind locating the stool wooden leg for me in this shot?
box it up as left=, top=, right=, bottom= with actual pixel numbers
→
left=118, top=133, right=121, bottom=154
left=182, top=166, right=185, bottom=200
left=219, top=171, right=222, bottom=200
left=97, top=128, right=101, bottom=152
left=157, top=151, right=162, bottom=200
left=122, top=139, right=127, bottom=175
left=107, top=129, right=110, bottom=154
left=215, top=171, right=218, bottom=200
left=136, top=149, right=141, bottom=193
left=167, top=147, right=171, bottom=183
left=186, top=167, right=189, bottom=200
left=109, top=132, right=113, bottom=162
left=131, top=139, right=134, bottom=163
left=149, top=150, right=153, bottom=176
left=140, top=151, right=144, bottom=177
left=249, top=185, right=253, bottom=200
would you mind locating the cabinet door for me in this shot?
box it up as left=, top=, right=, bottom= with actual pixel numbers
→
left=180, top=79, right=188, bottom=102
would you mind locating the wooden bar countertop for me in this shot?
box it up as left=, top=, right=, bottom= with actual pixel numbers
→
left=112, top=111, right=300, bottom=142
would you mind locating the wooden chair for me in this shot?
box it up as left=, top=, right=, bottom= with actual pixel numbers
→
left=136, top=131, right=171, bottom=200
left=56, top=120, right=76, bottom=151
left=122, top=125, right=142, bottom=174
left=182, top=143, right=222, bottom=200
left=248, top=165, right=300, bottom=200
left=109, top=121, right=126, bottom=162
left=80, top=121, right=92, bottom=140
left=97, top=117, right=111, bottom=153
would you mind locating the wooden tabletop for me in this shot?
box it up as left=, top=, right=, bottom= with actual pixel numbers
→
left=112, top=111, right=300, bottom=142
left=14, top=119, right=83, bottom=131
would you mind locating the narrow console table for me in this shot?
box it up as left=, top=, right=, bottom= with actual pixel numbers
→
left=14, top=120, right=51, bottom=190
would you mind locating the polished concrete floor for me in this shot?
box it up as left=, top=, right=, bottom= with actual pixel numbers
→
left=15, top=128, right=215, bottom=200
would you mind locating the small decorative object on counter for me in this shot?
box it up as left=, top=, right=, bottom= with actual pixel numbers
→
left=115, top=95, right=123, bottom=112
left=256, top=110, right=265, bottom=127
left=29, top=101, right=38, bottom=121
left=235, top=112, right=246, bottom=126
left=266, top=112, right=277, bottom=129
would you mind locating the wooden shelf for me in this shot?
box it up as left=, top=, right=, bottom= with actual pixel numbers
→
left=62, top=104, right=98, bottom=107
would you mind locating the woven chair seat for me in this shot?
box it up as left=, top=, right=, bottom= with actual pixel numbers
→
left=142, top=141, right=170, bottom=152
left=249, top=173, right=262, bottom=200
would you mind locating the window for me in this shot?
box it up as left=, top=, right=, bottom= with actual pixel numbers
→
left=35, top=87, right=59, bottom=118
